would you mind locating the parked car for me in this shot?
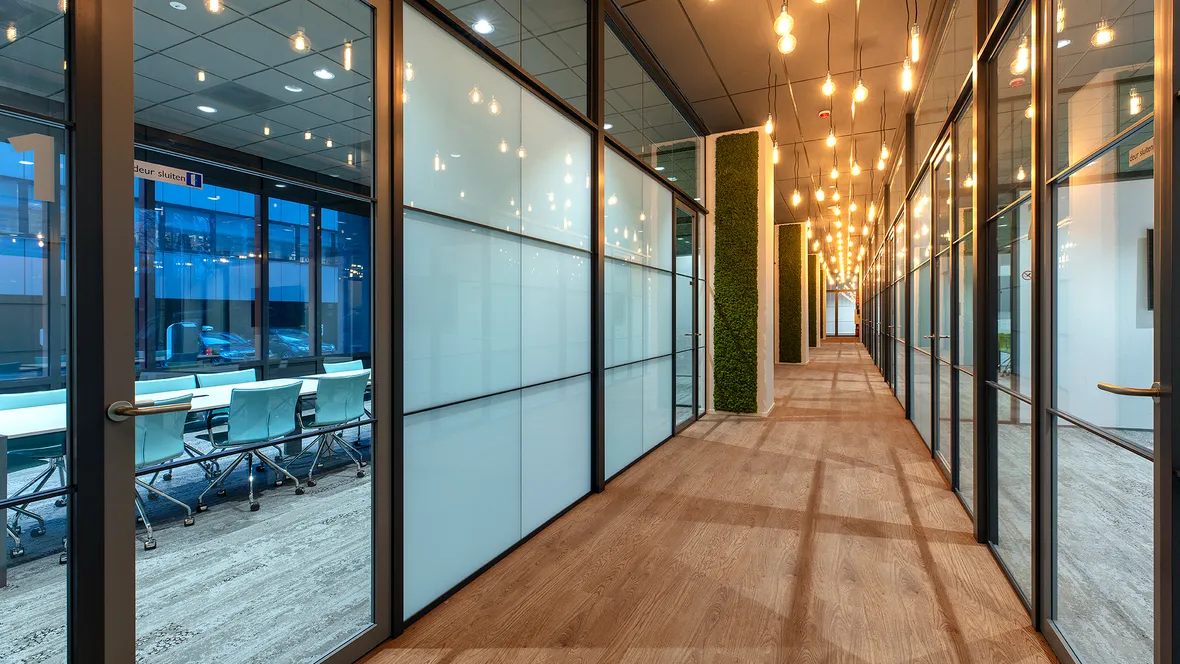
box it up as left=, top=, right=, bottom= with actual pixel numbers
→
left=268, top=328, right=337, bottom=358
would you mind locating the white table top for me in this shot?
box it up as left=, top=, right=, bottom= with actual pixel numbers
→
left=0, top=370, right=370, bottom=440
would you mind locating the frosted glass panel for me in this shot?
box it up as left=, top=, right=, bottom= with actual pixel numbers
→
left=521, top=242, right=591, bottom=385
left=404, top=393, right=522, bottom=618
left=605, top=260, right=644, bottom=367
left=403, top=8, right=522, bottom=233
left=521, top=93, right=592, bottom=250
left=521, top=376, right=591, bottom=533
left=643, top=355, right=672, bottom=449
left=605, top=363, right=644, bottom=477
left=644, top=269, right=673, bottom=358
left=604, top=148, right=674, bottom=269
left=404, top=211, right=522, bottom=412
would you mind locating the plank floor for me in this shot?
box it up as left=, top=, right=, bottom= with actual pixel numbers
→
left=367, top=344, right=1056, bottom=664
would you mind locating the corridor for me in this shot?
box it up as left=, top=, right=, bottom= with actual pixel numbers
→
left=369, top=345, right=1055, bottom=663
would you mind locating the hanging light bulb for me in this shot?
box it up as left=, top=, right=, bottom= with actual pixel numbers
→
left=773, top=142, right=780, bottom=164
left=290, top=30, right=310, bottom=52
left=1010, top=35, right=1030, bottom=75
left=197, top=69, right=205, bottom=82
left=1130, top=87, right=1142, bottom=115
left=901, top=58, right=913, bottom=92
left=868, top=202, right=876, bottom=220
left=830, top=165, right=839, bottom=179
left=205, top=0, right=222, bottom=13
left=344, top=42, right=353, bottom=71
left=304, top=131, right=312, bottom=140
left=1056, top=1, right=1066, bottom=32
left=764, top=114, right=775, bottom=135
left=1092, top=19, right=1114, bottom=47
left=325, top=138, right=333, bottom=148
left=816, top=187, right=825, bottom=202
left=826, top=233, right=833, bottom=242
left=963, top=173, right=975, bottom=187
left=910, top=23, right=921, bottom=62
left=517, top=145, right=527, bottom=159
left=814, top=240, right=821, bottom=251
left=469, top=85, right=483, bottom=104
left=826, top=128, right=836, bottom=147
left=851, top=161, right=861, bottom=177
left=850, top=201, right=858, bottom=212
left=402, top=90, right=409, bottom=104
left=263, top=125, right=270, bottom=136
left=853, top=78, right=868, bottom=103
left=488, top=95, right=501, bottom=115
left=1016, top=165, right=1027, bottom=181
left=881, top=144, right=890, bottom=160
left=405, top=62, right=415, bottom=81
left=777, top=32, right=797, bottom=54
left=878, top=157, right=886, bottom=171
left=832, top=189, right=840, bottom=201
left=434, top=152, right=441, bottom=172
left=822, top=72, right=834, bottom=96
left=835, top=217, right=842, bottom=227
left=499, top=138, right=508, bottom=153
left=791, top=189, right=802, bottom=206
left=773, top=3, right=794, bottom=35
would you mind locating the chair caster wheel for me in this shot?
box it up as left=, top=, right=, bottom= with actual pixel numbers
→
left=295, top=487, right=305, bottom=495
left=183, top=517, right=194, bottom=527
left=55, top=498, right=67, bottom=507
left=147, top=493, right=158, bottom=500
left=59, top=553, right=67, bottom=565
left=306, top=480, right=316, bottom=487
left=9, top=547, right=24, bottom=558
left=274, top=480, right=284, bottom=487
left=136, top=516, right=144, bottom=524
left=356, top=471, right=365, bottom=478
left=163, top=473, right=173, bottom=482
left=30, top=526, right=45, bottom=537
left=249, top=503, right=260, bottom=512
left=197, top=503, right=209, bottom=513
left=144, top=539, right=157, bottom=551
left=216, top=489, right=227, bottom=497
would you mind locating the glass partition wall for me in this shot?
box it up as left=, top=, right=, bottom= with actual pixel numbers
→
left=0, top=0, right=708, bottom=660
left=861, top=0, right=1175, bottom=662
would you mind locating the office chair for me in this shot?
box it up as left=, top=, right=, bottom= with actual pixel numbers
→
left=0, top=389, right=67, bottom=558
left=323, top=359, right=363, bottom=373
left=198, top=382, right=304, bottom=513
left=135, top=374, right=219, bottom=480
left=285, top=370, right=370, bottom=485
left=133, top=394, right=195, bottom=550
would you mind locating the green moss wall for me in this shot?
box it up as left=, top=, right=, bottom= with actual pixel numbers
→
left=778, top=224, right=804, bottom=363
left=807, top=254, right=819, bottom=347
left=713, top=132, right=759, bottom=413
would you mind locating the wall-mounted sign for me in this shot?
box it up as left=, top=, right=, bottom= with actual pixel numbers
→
left=134, top=160, right=203, bottom=189
left=1129, top=138, right=1154, bottom=168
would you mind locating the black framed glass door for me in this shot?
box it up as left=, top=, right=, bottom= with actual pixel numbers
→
left=674, top=201, right=699, bottom=431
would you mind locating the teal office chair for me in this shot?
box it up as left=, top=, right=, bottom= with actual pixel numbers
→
left=285, top=370, right=370, bottom=485
left=323, top=359, right=363, bottom=373
left=197, top=368, right=258, bottom=454
left=133, top=394, right=195, bottom=550
left=198, top=382, right=304, bottom=512
left=1, top=389, right=67, bottom=558
left=135, top=375, right=198, bottom=395
left=135, top=374, right=214, bottom=479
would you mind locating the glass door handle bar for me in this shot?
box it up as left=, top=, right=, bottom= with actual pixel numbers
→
left=107, top=400, right=193, bottom=422
left=1096, top=381, right=1167, bottom=400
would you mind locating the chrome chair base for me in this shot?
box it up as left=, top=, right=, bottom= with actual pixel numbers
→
left=197, top=449, right=304, bottom=513
left=282, top=430, right=367, bottom=487
left=133, top=477, right=194, bottom=551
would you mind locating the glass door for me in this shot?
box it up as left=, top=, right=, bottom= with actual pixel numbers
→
left=933, top=141, right=953, bottom=473
left=674, top=203, right=697, bottom=430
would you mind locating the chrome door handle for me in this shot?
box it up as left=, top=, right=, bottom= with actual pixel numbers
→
left=683, top=332, right=702, bottom=336
left=107, top=399, right=192, bottom=422
left=1097, top=381, right=1166, bottom=402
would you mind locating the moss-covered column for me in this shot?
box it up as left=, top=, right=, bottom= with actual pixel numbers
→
left=808, top=254, right=819, bottom=347
left=711, top=132, right=759, bottom=412
left=777, top=224, right=806, bottom=363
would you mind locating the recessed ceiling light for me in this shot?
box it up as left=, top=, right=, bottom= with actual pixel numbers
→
left=18, top=160, right=33, bottom=166
left=275, top=183, right=287, bottom=188
left=668, top=176, right=679, bottom=181
left=285, top=84, right=303, bottom=92
left=313, top=68, right=334, bottom=80
left=604, top=123, right=613, bottom=130
left=450, top=153, right=461, bottom=158
left=197, top=105, right=217, bottom=113
left=169, top=1, right=187, bottom=9
left=1057, top=38, right=1071, bottom=48
left=472, top=19, right=494, bottom=34
left=654, top=166, right=665, bottom=171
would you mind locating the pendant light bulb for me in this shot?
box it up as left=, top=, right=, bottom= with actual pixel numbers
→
left=816, top=187, right=825, bottom=202
left=197, top=69, right=206, bottom=82
left=777, top=32, right=797, bottom=54
left=826, top=129, right=836, bottom=147
left=1025, top=103, right=1035, bottom=119
left=1056, top=1, right=1066, bottom=32
left=290, top=30, right=310, bottom=52
left=822, top=73, right=834, bottom=96
left=404, top=62, right=415, bottom=81
left=517, top=145, right=527, bottom=159
left=910, top=23, right=921, bottom=62
left=205, top=0, right=222, bottom=13
left=880, top=144, right=889, bottom=160
left=826, top=233, right=833, bottom=243
left=849, top=201, right=858, bottom=212
left=469, top=85, right=483, bottom=104
left=792, top=190, right=802, bottom=206
left=830, top=166, right=839, bottom=180
left=773, top=142, right=781, bottom=164
left=963, top=173, right=975, bottom=187
left=773, top=4, right=794, bottom=35
left=1130, top=87, right=1142, bottom=115
left=1092, top=19, right=1114, bottom=47
left=344, top=42, right=353, bottom=71
left=868, top=202, right=876, bottom=220
left=1017, top=165, right=1026, bottom=181
left=901, top=58, right=913, bottom=91
left=832, top=189, right=840, bottom=201
left=851, top=161, right=861, bottom=177
left=853, top=79, right=868, bottom=103
left=1011, top=35, right=1030, bottom=75
left=488, top=95, right=501, bottom=115
left=499, top=138, right=508, bottom=153
left=878, top=157, right=886, bottom=170
left=764, top=114, right=775, bottom=135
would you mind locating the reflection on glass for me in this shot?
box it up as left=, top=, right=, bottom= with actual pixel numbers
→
left=912, top=341, right=932, bottom=448
left=675, top=274, right=693, bottom=427
left=0, top=0, right=67, bottom=120
left=1056, top=421, right=1152, bottom=664
left=995, top=389, right=1033, bottom=602
left=912, top=262, right=931, bottom=353
left=895, top=339, right=907, bottom=404
left=937, top=360, right=952, bottom=468
left=995, top=199, right=1032, bottom=396
left=268, top=198, right=311, bottom=359
left=913, top=0, right=975, bottom=165
left=957, top=369, right=974, bottom=509
left=604, top=149, right=673, bottom=268
left=911, top=174, right=932, bottom=268
left=956, top=104, right=975, bottom=237
left=0, top=495, right=68, bottom=660
left=957, top=236, right=974, bottom=366
left=990, top=7, right=1033, bottom=214
left=1053, top=0, right=1152, bottom=174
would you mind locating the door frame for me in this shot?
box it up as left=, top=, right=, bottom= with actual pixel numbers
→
left=673, top=196, right=703, bottom=434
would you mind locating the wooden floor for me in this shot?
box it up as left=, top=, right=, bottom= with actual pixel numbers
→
left=367, top=344, right=1055, bottom=664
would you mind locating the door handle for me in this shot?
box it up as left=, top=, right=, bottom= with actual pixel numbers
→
left=1096, top=381, right=1166, bottom=402
left=107, top=399, right=192, bottom=422
left=683, top=332, right=702, bottom=337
